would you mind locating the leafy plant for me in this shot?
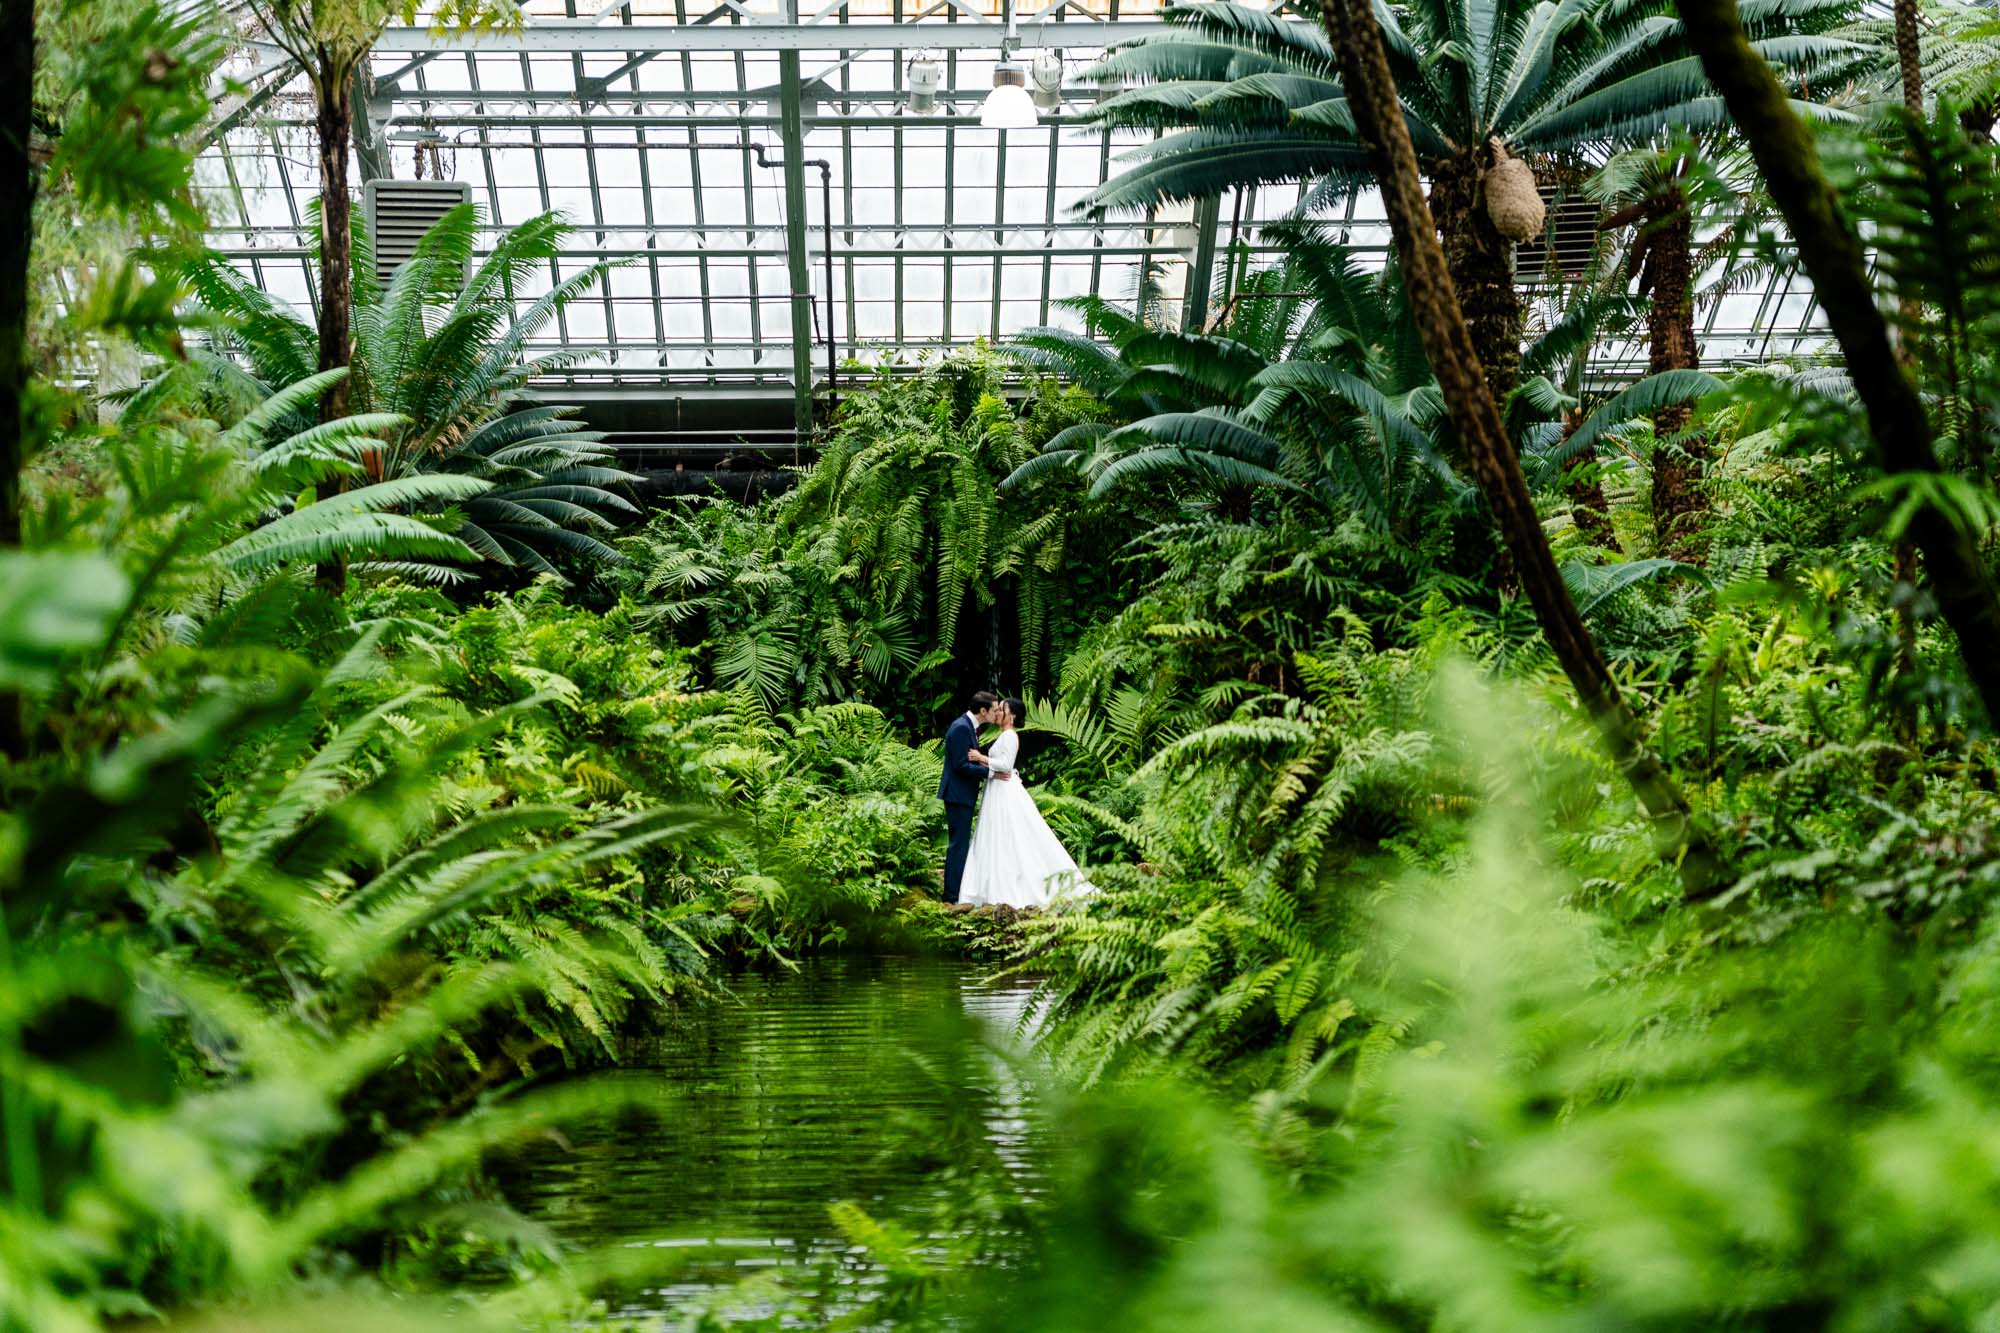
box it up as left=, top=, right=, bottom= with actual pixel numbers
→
left=187, top=207, right=640, bottom=584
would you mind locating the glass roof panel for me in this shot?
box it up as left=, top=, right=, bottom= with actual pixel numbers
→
left=196, top=0, right=1831, bottom=399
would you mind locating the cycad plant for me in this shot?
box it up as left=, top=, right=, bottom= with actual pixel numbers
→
left=187, top=206, right=640, bottom=584
left=1082, top=0, right=1862, bottom=399
left=73, top=365, right=489, bottom=605
left=1916, top=0, right=2000, bottom=136
left=1008, top=232, right=1716, bottom=549
left=1006, top=237, right=1455, bottom=533
left=1583, top=136, right=1790, bottom=558
left=1005, top=290, right=1307, bottom=519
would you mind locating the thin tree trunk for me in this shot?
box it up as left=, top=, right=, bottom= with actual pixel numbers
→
left=1317, top=0, right=1718, bottom=894
left=1562, top=409, right=1620, bottom=551
left=1895, top=0, right=1923, bottom=118
left=1890, top=0, right=1922, bottom=729
left=1567, top=467, right=1619, bottom=551
left=0, top=0, right=32, bottom=552
left=1646, top=184, right=1711, bottom=560
left=0, top=0, right=33, bottom=762
left=314, top=53, right=354, bottom=594
left=1677, top=0, right=2000, bottom=728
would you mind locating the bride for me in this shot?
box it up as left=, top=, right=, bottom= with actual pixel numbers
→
left=961, top=698, right=1091, bottom=909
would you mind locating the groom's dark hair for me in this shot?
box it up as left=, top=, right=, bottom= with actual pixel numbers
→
left=968, top=690, right=1000, bottom=711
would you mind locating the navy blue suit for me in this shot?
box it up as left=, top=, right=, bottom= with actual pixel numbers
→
left=938, top=712, right=986, bottom=903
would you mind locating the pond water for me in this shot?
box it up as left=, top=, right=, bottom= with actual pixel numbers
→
left=488, top=956, right=1045, bottom=1326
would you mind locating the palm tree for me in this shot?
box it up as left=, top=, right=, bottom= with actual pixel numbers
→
left=1081, top=0, right=1862, bottom=404
left=188, top=207, right=640, bottom=583
left=1315, top=0, right=1719, bottom=891
left=1582, top=141, right=1773, bottom=557
left=1008, top=230, right=1455, bottom=525
left=232, top=6, right=515, bottom=410
left=1009, top=231, right=1714, bottom=548
left=116, top=364, right=494, bottom=578
left=1003, top=283, right=1328, bottom=520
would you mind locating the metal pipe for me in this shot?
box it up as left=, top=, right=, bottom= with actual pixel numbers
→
left=822, top=159, right=836, bottom=413
left=372, top=19, right=1176, bottom=54
left=737, top=137, right=838, bottom=417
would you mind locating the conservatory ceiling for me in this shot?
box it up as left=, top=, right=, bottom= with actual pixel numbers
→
left=199, top=0, right=1832, bottom=442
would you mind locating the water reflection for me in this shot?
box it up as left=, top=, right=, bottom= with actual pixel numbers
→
left=488, top=956, right=1046, bottom=1325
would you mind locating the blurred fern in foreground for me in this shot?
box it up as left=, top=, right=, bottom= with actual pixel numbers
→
left=977, top=680, right=2000, bottom=1331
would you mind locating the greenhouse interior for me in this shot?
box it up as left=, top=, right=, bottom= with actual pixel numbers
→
left=13, top=0, right=2000, bottom=1327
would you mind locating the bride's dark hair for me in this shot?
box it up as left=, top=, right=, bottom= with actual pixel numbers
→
left=1004, top=697, right=1027, bottom=726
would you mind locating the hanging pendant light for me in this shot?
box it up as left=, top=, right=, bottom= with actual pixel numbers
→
left=906, top=52, right=942, bottom=114
left=981, top=59, right=1038, bottom=129
left=1030, top=50, right=1064, bottom=112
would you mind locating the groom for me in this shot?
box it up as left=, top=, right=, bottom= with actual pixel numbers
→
left=939, top=690, right=1012, bottom=904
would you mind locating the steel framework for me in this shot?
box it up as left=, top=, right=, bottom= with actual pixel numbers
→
left=196, top=0, right=1833, bottom=443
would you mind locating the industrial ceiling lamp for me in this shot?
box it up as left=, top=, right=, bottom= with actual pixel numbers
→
left=981, top=59, right=1038, bottom=129
left=1030, top=50, right=1064, bottom=113
left=982, top=2, right=1038, bottom=131
left=906, top=52, right=942, bottom=113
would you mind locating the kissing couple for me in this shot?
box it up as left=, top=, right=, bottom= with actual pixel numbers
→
left=937, top=690, right=1091, bottom=909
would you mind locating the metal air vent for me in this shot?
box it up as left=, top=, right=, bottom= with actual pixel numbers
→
left=1516, top=187, right=1602, bottom=281
left=365, top=179, right=472, bottom=285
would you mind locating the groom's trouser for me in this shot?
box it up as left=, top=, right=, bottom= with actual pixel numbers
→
left=943, top=803, right=975, bottom=903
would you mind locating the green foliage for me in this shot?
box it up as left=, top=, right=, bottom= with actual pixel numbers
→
left=0, top=546, right=711, bottom=1329
left=624, top=355, right=1120, bottom=708
left=965, top=711, right=2000, bottom=1330
left=1079, top=0, right=1864, bottom=214
left=29, top=2, right=2000, bottom=1329
left=186, top=207, right=641, bottom=584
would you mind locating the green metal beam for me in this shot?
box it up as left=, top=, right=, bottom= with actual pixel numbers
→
left=350, top=69, right=385, bottom=183
left=779, top=50, right=817, bottom=436
left=1181, top=194, right=1222, bottom=332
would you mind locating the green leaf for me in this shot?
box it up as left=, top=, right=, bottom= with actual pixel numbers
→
left=0, top=552, right=132, bottom=691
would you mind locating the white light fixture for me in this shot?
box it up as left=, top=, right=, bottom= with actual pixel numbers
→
left=906, top=52, right=942, bottom=113
left=981, top=59, right=1038, bottom=129
left=1030, top=50, right=1064, bottom=112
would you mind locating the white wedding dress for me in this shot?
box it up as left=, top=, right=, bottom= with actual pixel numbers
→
left=960, top=729, right=1091, bottom=908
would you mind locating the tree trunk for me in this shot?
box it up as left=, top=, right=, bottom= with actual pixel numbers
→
left=1428, top=152, right=1523, bottom=405
left=1431, top=153, right=1542, bottom=574
left=1891, top=0, right=1923, bottom=733
left=1317, top=0, right=1719, bottom=895
left=0, top=0, right=32, bottom=552
left=1895, top=0, right=1923, bottom=118
left=1562, top=409, right=1620, bottom=551
left=1677, top=0, right=2000, bottom=729
left=1566, top=468, right=1618, bottom=551
left=1439, top=144, right=1614, bottom=554
left=314, top=53, right=354, bottom=594
left=1646, top=186, right=1711, bottom=561
left=0, top=0, right=33, bottom=763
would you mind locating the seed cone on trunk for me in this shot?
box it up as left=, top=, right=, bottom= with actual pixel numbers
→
left=1483, top=142, right=1546, bottom=244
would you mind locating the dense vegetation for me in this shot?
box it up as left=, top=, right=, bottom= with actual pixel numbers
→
left=13, top=0, right=2000, bottom=1328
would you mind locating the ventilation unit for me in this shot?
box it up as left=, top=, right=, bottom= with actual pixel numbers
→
left=1515, top=186, right=1601, bottom=282
left=365, top=179, right=472, bottom=285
